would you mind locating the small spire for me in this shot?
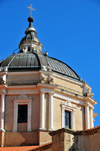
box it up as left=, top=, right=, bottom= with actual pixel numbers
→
left=27, top=4, right=35, bottom=17
left=28, top=16, right=34, bottom=28
left=27, top=4, right=35, bottom=29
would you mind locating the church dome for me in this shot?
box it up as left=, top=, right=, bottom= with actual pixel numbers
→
left=0, top=52, right=80, bottom=80
left=0, top=15, right=80, bottom=81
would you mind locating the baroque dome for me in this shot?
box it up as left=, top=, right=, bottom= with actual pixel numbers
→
left=0, top=16, right=80, bottom=81
left=0, top=52, right=80, bottom=80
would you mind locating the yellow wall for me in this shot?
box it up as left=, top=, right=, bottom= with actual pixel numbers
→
left=31, top=94, right=40, bottom=130
left=5, top=131, right=38, bottom=146
left=39, top=131, right=52, bottom=145
left=74, top=104, right=85, bottom=130
left=53, top=97, right=85, bottom=131
left=7, top=74, right=40, bottom=85
left=5, top=94, right=40, bottom=131
left=53, top=97, right=63, bottom=130
left=17, top=123, right=27, bottom=131
left=5, top=95, right=14, bottom=131
left=54, top=76, right=83, bottom=95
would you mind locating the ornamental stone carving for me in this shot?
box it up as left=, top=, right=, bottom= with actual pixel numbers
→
left=41, top=65, right=51, bottom=71
left=49, top=75, right=54, bottom=84
left=14, top=94, right=32, bottom=100
left=41, top=74, right=45, bottom=81
left=65, top=100, right=72, bottom=106
left=1, top=75, right=6, bottom=84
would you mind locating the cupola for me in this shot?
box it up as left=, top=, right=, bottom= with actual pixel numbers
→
left=19, top=9, right=42, bottom=53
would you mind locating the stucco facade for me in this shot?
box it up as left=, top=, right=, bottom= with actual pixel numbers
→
left=0, top=70, right=97, bottom=147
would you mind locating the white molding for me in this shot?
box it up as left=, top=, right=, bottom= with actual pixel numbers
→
left=84, top=97, right=97, bottom=105
left=53, top=73, right=83, bottom=86
left=56, top=88, right=83, bottom=99
left=85, top=101, right=94, bottom=109
left=83, top=83, right=92, bottom=90
left=0, top=93, right=5, bottom=129
left=6, top=90, right=39, bottom=95
left=14, top=94, right=32, bottom=100
left=41, top=88, right=54, bottom=94
left=54, top=92, right=85, bottom=106
left=48, top=93, right=54, bottom=131
left=37, top=83, right=57, bottom=89
left=8, top=85, right=37, bottom=89
left=39, top=92, right=45, bottom=130
left=13, top=95, right=33, bottom=132
left=85, top=104, right=89, bottom=129
left=90, top=108, right=94, bottom=128
left=54, top=91, right=97, bottom=106
left=39, top=70, right=53, bottom=74
left=61, top=101, right=76, bottom=130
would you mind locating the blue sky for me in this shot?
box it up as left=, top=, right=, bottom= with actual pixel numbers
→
left=0, top=0, right=100, bottom=127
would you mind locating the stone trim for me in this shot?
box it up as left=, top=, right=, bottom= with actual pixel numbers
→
left=13, top=95, right=33, bottom=132
left=49, top=126, right=100, bottom=137
left=61, top=101, right=76, bottom=130
left=49, top=128, right=76, bottom=136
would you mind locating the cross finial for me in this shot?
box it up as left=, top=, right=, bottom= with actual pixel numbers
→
left=27, top=4, right=35, bottom=17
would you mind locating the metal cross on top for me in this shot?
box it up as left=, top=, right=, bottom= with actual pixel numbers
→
left=27, top=4, right=35, bottom=17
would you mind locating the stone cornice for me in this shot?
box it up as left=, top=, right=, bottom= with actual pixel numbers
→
left=84, top=97, right=97, bottom=105
left=54, top=91, right=85, bottom=106
left=85, top=101, right=94, bottom=109
left=83, top=83, right=92, bottom=90
left=54, top=89, right=97, bottom=106
left=37, top=83, right=57, bottom=89
left=49, top=127, right=100, bottom=136
left=7, top=85, right=37, bottom=90
left=53, top=73, right=83, bottom=86
left=49, top=128, right=76, bottom=136
left=39, top=70, right=53, bottom=74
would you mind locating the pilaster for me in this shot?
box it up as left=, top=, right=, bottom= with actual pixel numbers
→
left=13, top=101, right=18, bottom=132
left=1, top=91, right=5, bottom=130
left=49, top=92, right=54, bottom=131
left=85, top=102, right=90, bottom=129
left=27, top=100, right=32, bottom=131
left=71, top=110, right=75, bottom=130
left=90, top=107, right=94, bottom=128
left=39, top=92, right=45, bottom=130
